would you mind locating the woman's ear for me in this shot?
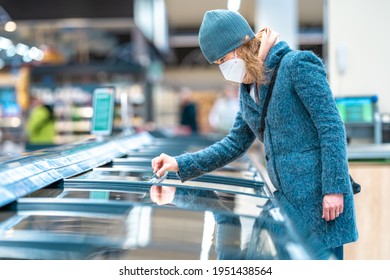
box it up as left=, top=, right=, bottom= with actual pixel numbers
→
left=234, top=48, right=243, bottom=57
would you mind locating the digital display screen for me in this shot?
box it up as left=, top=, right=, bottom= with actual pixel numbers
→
left=335, top=96, right=377, bottom=123
left=0, top=87, right=21, bottom=117
left=91, top=87, right=115, bottom=135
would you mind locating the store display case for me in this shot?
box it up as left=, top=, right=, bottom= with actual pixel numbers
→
left=0, top=86, right=24, bottom=153
left=0, top=132, right=330, bottom=260
left=335, top=95, right=382, bottom=144
left=29, top=64, right=149, bottom=144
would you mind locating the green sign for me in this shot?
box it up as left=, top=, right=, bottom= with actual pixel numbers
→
left=91, top=87, right=115, bottom=135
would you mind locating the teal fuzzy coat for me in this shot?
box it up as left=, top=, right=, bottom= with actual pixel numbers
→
left=175, top=41, right=358, bottom=249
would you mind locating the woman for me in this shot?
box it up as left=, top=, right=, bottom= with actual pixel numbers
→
left=26, top=96, right=56, bottom=146
left=152, top=9, right=358, bottom=259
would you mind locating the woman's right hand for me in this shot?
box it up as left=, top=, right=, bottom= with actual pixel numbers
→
left=151, top=153, right=179, bottom=177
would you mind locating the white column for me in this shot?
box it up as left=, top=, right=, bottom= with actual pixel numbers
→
left=255, top=0, right=298, bottom=49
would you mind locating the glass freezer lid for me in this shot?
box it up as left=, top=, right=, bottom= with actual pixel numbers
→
left=67, top=169, right=268, bottom=198
left=2, top=214, right=126, bottom=235
left=167, top=172, right=263, bottom=188
left=90, top=164, right=259, bottom=182
left=0, top=227, right=126, bottom=260
left=74, top=167, right=262, bottom=188
left=113, top=156, right=252, bottom=170
left=160, top=178, right=267, bottom=198
left=20, top=184, right=270, bottom=218
left=71, top=168, right=158, bottom=181
left=112, top=157, right=153, bottom=166
left=0, top=204, right=303, bottom=260
left=65, top=179, right=268, bottom=202
left=27, top=188, right=149, bottom=202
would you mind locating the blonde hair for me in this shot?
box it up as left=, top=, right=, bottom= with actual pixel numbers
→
left=238, top=33, right=268, bottom=85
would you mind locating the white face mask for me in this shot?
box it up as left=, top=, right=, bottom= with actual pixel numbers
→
left=219, top=53, right=246, bottom=84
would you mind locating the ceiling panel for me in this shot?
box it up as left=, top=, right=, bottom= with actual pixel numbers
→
left=0, top=0, right=134, bottom=20
left=165, top=0, right=256, bottom=29
left=1, top=0, right=323, bottom=28
left=165, top=0, right=323, bottom=31
left=0, top=0, right=324, bottom=68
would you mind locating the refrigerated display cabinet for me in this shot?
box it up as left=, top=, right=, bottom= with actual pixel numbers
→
left=0, top=131, right=331, bottom=260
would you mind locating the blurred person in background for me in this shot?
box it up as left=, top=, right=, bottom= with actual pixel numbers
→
left=151, top=9, right=357, bottom=259
left=177, top=87, right=198, bottom=135
left=208, top=84, right=239, bottom=135
left=26, top=96, right=56, bottom=148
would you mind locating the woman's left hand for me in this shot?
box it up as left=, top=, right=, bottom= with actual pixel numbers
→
left=257, top=27, right=279, bottom=61
left=322, top=193, right=344, bottom=221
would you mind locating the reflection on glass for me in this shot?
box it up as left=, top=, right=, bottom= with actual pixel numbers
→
left=0, top=179, right=330, bottom=260
left=11, top=215, right=125, bottom=236
left=148, top=185, right=307, bottom=260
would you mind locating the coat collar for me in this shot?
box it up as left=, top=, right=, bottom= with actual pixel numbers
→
left=264, top=41, right=292, bottom=69
left=239, top=41, right=292, bottom=97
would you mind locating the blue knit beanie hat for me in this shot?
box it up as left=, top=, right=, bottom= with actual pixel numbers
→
left=199, top=9, right=255, bottom=64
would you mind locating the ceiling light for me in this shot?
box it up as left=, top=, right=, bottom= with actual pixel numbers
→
left=16, top=43, right=29, bottom=56
left=6, top=45, right=16, bottom=57
left=28, top=46, right=45, bottom=61
left=23, top=52, right=32, bottom=63
left=0, top=36, right=12, bottom=49
left=4, top=21, right=17, bottom=32
left=228, top=0, right=241, bottom=12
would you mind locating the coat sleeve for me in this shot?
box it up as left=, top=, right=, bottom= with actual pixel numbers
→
left=175, top=110, right=256, bottom=182
left=289, top=51, right=351, bottom=195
